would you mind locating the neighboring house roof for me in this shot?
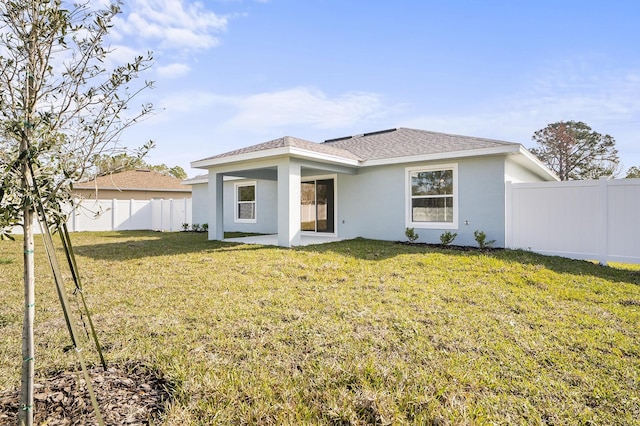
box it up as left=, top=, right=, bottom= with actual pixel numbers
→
left=191, top=127, right=557, bottom=180
left=74, top=169, right=191, bottom=192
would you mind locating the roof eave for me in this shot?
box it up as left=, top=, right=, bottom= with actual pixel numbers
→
left=73, top=187, right=191, bottom=192
left=182, top=177, right=208, bottom=185
left=513, top=146, right=560, bottom=181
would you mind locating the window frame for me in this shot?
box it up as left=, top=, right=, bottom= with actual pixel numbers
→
left=405, top=164, right=458, bottom=229
left=234, top=181, right=257, bottom=223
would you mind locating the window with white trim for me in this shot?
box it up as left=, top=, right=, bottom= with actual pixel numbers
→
left=235, top=182, right=256, bottom=223
left=407, top=164, right=457, bottom=228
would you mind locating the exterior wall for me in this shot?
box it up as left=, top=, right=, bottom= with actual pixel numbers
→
left=190, top=178, right=278, bottom=234
left=504, top=157, right=549, bottom=183
left=192, top=154, right=552, bottom=247
left=337, top=164, right=404, bottom=241
left=338, top=156, right=508, bottom=247
left=223, top=179, right=278, bottom=234
left=190, top=183, right=209, bottom=226
left=72, top=188, right=191, bottom=200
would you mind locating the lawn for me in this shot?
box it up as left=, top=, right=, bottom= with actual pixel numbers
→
left=0, top=231, right=639, bottom=425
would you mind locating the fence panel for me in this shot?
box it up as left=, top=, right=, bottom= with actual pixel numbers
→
left=71, top=200, right=115, bottom=232
left=607, top=180, right=640, bottom=261
left=506, top=178, right=640, bottom=264
left=149, top=199, right=190, bottom=232
left=9, top=198, right=191, bottom=234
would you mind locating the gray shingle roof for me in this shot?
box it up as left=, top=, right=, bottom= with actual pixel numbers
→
left=323, top=128, right=518, bottom=161
left=194, top=128, right=521, bottom=166
left=198, top=135, right=361, bottom=162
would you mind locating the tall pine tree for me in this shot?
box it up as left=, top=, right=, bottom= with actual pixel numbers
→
left=530, top=121, right=619, bottom=181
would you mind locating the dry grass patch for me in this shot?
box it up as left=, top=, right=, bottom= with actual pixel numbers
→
left=0, top=231, right=639, bottom=424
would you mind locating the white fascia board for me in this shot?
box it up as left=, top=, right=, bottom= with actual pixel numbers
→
left=191, top=147, right=291, bottom=169
left=183, top=176, right=246, bottom=184
left=287, top=147, right=360, bottom=166
left=362, top=145, right=521, bottom=167
left=191, top=146, right=360, bottom=169
left=182, top=177, right=208, bottom=185
left=77, top=187, right=191, bottom=192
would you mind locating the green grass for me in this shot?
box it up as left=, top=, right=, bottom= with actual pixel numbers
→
left=1, top=231, right=639, bottom=425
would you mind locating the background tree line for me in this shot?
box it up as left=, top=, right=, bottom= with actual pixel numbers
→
left=90, top=152, right=188, bottom=180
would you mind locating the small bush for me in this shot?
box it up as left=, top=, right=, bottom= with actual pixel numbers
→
left=474, top=230, right=495, bottom=249
left=201, top=223, right=208, bottom=232
left=181, top=223, right=189, bottom=232
left=405, top=227, right=419, bottom=243
left=440, top=231, right=457, bottom=246
left=192, top=223, right=201, bottom=232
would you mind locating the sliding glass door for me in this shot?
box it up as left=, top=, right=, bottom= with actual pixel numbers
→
left=300, top=179, right=334, bottom=233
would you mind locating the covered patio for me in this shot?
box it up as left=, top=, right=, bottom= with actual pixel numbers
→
left=191, top=136, right=360, bottom=247
left=223, top=234, right=345, bottom=247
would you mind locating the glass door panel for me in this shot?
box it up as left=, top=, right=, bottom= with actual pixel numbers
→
left=316, top=179, right=334, bottom=233
left=300, top=182, right=316, bottom=231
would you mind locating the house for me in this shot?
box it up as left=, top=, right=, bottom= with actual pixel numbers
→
left=188, top=128, right=557, bottom=247
left=73, top=169, right=192, bottom=201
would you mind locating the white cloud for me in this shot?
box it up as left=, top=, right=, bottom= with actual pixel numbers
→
left=157, top=63, right=191, bottom=78
left=227, top=87, right=389, bottom=129
left=157, top=86, right=394, bottom=131
left=402, top=61, right=640, bottom=148
left=112, top=0, right=227, bottom=52
left=158, top=91, right=226, bottom=113
left=106, top=44, right=149, bottom=66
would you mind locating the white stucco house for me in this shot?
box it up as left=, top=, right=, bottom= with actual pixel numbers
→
left=186, top=128, right=557, bottom=247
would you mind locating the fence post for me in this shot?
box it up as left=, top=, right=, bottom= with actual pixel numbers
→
left=129, top=199, right=134, bottom=230
left=598, top=177, right=609, bottom=265
left=160, top=200, right=165, bottom=231
left=184, top=198, right=189, bottom=228
left=504, top=181, right=512, bottom=248
left=169, top=199, right=174, bottom=232
left=110, top=199, right=115, bottom=231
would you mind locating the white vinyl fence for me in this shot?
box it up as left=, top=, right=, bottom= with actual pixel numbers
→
left=506, top=177, right=640, bottom=265
left=13, top=198, right=192, bottom=234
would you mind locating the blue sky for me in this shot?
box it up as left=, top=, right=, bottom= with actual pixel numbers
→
left=109, top=0, right=640, bottom=177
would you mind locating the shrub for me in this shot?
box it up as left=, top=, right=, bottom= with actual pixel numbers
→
left=201, top=223, right=208, bottom=232
left=181, top=223, right=189, bottom=232
left=405, top=227, right=419, bottom=243
left=192, top=223, right=200, bottom=232
left=474, top=230, right=495, bottom=249
left=440, top=231, right=457, bottom=246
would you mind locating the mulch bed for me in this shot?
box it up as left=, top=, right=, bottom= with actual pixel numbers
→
left=396, top=241, right=503, bottom=252
left=0, top=362, right=172, bottom=425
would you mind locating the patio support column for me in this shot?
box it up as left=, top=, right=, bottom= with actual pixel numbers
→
left=277, top=159, right=301, bottom=247
left=208, top=171, right=224, bottom=241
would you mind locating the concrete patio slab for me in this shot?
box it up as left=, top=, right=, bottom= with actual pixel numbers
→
left=223, top=234, right=344, bottom=247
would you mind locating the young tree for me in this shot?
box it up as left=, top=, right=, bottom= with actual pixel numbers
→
left=0, top=1, right=153, bottom=424
left=626, top=166, right=640, bottom=179
left=530, top=121, right=619, bottom=180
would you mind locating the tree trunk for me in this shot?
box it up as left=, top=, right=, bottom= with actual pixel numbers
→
left=19, top=205, right=35, bottom=426
left=20, top=11, right=37, bottom=420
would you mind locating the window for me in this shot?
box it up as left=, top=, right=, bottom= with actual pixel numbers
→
left=406, top=164, right=457, bottom=228
left=235, top=182, right=256, bottom=223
